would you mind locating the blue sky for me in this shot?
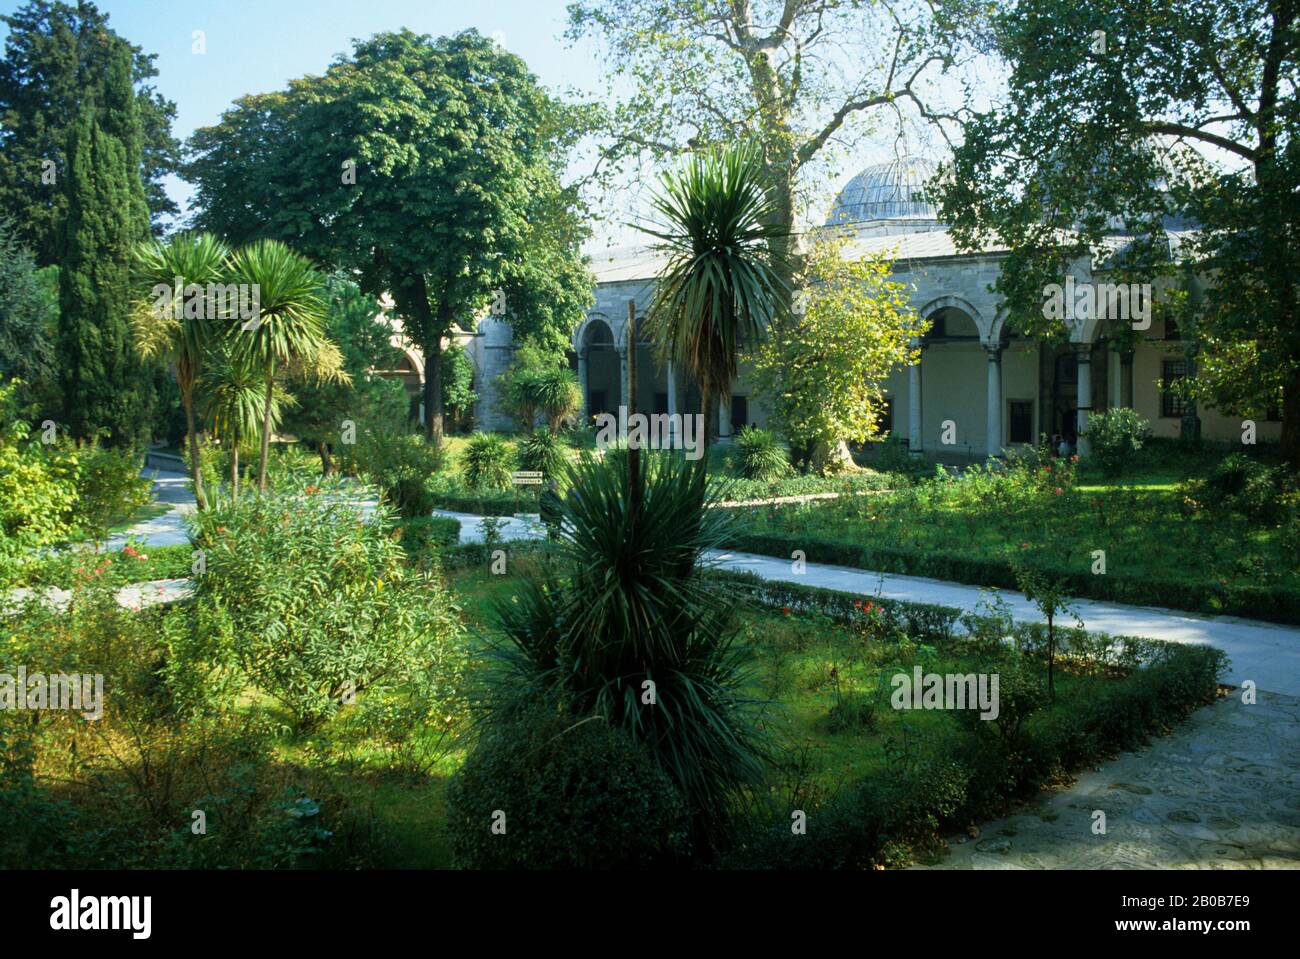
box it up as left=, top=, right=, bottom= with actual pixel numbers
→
left=0, top=0, right=607, bottom=222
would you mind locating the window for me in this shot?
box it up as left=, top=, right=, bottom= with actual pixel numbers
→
left=588, top=389, right=608, bottom=417
left=1161, top=360, right=1187, bottom=418
left=878, top=397, right=895, bottom=437
left=1008, top=400, right=1033, bottom=444
left=1163, top=316, right=1181, bottom=341
left=730, top=395, right=749, bottom=432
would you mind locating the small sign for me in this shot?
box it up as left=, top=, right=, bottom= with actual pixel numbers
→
left=511, top=471, right=544, bottom=486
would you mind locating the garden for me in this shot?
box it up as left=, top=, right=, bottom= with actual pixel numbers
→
left=0, top=454, right=1225, bottom=870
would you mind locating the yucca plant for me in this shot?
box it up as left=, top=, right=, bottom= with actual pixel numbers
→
left=462, top=432, right=516, bottom=490
left=130, top=232, right=231, bottom=509
left=487, top=452, right=768, bottom=845
left=638, top=143, right=788, bottom=453
left=225, top=240, right=347, bottom=492
left=517, top=426, right=567, bottom=480
left=531, top=368, right=582, bottom=432
left=733, top=426, right=790, bottom=481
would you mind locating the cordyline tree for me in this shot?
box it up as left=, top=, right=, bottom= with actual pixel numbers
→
left=567, top=0, right=985, bottom=301
left=57, top=38, right=153, bottom=448
left=185, top=29, right=593, bottom=445
left=933, top=0, right=1300, bottom=466
left=0, top=0, right=179, bottom=266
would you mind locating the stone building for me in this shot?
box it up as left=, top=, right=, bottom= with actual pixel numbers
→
left=392, top=155, right=1282, bottom=455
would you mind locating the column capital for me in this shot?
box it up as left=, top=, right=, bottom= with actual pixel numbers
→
left=983, top=342, right=1003, bottom=360
left=1071, top=341, right=1095, bottom=359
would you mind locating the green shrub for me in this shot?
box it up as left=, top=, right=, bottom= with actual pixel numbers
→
left=396, top=515, right=461, bottom=564
left=517, top=427, right=567, bottom=480
left=447, top=707, right=690, bottom=868
left=732, top=426, right=790, bottom=480
left=1183, top=452, right=1292, bottom=523
left=349, top=428, right=445, bottom=518
left=462, top=433, right=516, bottom=491
left=1084, top=408, right=1149, bottom=477
left=70, top=443, right=150, bottom=539
left=188, top=489, right=463, bottom=729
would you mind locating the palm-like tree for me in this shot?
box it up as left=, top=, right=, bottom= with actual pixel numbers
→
left=638, top=143, right=787, bottom=451
left=200, top=343, right=296, bottom=498
left=225, top=240, right=345, bottom=492
left=131, top=232, right=231, bottom=509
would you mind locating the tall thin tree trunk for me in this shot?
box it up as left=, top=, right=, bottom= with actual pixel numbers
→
left=258, top=360, right=275, bottom=493
left=1283, top=365, right=1300, bottom=470
left=184, top=391, right=208, bottom=511
left=231, top=442, right=239, bottom=498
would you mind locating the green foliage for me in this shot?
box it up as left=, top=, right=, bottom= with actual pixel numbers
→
left=485, top=453, right=768, bottom=843
left=462, top=433, right=516, bottom=491
left=0, top=222, right=58, bottom=415
left=68, top=441, right=150, bottom=541
left=933, top=0, right=1300, bottom=465
left=394, top=516, right=461, bottom=565
left=0, top=380, right=79, bottom=567
left=447, top=707, right=690, bottom=868
left=731, top=426, right=790, bottom=481
left=188, top=489, right=463, bottom=730
left=1182, top=453, right=1293, bottom=524
left=498, top=341, right=579, bottom=432
left=0, top=0, right=181, bottom=265
left=57, top=39, right=154, bottom=449
left=755, top=239, right=926, bottom=454
left=440, top=340, right=477, bottom=428
left=1084, top=408, right=1150, bottom=477
left=281, top=274, right=410, bottom=468
left=517, top=427, right=567, bottom=479
left=185, top=29, right=592, bottom=441
left=346, top=427, right=446, bottom=519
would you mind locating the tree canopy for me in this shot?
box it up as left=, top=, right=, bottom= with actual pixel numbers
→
left=0, top=0, right=180, bottom=265
left=934, top=0, right=1299, bottom=463
left=185, top=29, right=593, bottom=444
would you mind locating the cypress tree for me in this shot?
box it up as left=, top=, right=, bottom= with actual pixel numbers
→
left=57, top=39, right=151, bottom=447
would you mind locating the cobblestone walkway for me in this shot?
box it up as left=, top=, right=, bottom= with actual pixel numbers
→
left=916, top=691, right=1300, bottom=870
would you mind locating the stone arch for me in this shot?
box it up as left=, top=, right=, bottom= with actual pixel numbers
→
left=574, top=314, right=616, bottom=352
left=917, top=295, right=988, bottom=340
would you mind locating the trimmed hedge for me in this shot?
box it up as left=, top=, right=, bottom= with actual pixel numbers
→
left=721, top=529, right=1300, bottom=625
left=720, top=571, right=1227, bottom=869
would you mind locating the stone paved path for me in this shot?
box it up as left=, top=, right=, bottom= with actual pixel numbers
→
left=915, top=690, right=1300, bottom=870
left=711, top=550, right=1300, bottom=697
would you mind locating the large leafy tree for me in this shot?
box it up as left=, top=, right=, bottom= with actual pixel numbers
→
left=934, top=0, right=1300, bottom=465
left=567, top=0, right=982, bottom=296
left=0, top=0, right=180, bottom=265
left=755, top=239, right=927, bottom=469
left=639, top=143, right=787, bottom=449
left=185, top=29, right=592, bottom=445
left=57, top=39, right=152, bottom=448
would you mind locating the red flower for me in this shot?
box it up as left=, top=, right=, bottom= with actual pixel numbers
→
left=1054, top=487, right=1063, bottom=495
left=853, top=599, right=862, bottom=609
left=865, top=601, right=876, bottom=613
left=123, top=545, right=138, bottom=557
left=782, top=606, right=791, bottom=616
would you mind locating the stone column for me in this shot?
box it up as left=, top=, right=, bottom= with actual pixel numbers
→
left=577, top=351, right=589, bottom=424
left=719, top=393, right=732, bottom=439
left=618, top=348, right=629, bottom=411
left=1107, top=346, right=1122, bottom=411
left=666, top=359, right=679, bottom=447
left=985, top=345, right=1002, bottom=458
left=1075, top=343, right=1093, bottom=457
left=908, top=344, right=923, bottom=452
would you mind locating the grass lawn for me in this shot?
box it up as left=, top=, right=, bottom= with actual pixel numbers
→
left=726, top=456, right=1300, bottom=620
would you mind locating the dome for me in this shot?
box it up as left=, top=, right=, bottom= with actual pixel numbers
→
left=825, top=156, right=940, bottom=228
